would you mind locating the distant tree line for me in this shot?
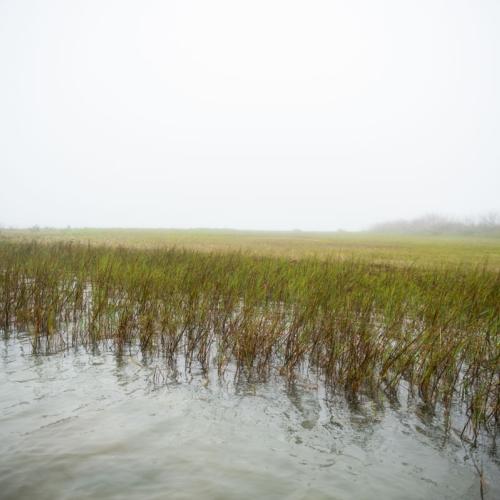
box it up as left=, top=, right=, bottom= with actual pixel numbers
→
left=370, top=213, right=500, bottom=236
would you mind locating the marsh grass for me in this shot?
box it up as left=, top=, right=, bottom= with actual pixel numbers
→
left=0, top=240, right=498, bottom=441
left=3, top=227, right=500, bottom=269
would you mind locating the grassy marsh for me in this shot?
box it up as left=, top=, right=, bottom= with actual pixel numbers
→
left=0, top=235, right=498, bottom=442
left=2, top=227, right=500, bottom=269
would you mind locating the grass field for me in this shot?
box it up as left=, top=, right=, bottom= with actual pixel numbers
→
left=2, top=227, right=500, bottom=269
left=0, top=229, right=499, bottom=439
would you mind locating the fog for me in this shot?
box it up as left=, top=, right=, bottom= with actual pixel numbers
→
left=1, top=0, right=499, bottom=231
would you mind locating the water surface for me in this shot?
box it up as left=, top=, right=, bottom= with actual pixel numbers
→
left=1, top=334, right=498, bottom=500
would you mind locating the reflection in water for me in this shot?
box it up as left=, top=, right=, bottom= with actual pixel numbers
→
left=0, top=333, right=498, bottom=500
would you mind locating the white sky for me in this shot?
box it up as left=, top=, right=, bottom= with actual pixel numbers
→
left=1, top=0, right=499, bottom=230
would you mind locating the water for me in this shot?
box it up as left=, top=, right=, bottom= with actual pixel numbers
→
left=1, top=333, right=498, bottom=500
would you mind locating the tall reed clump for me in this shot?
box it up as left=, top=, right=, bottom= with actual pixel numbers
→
left=0, top=240, right=498, bottom=439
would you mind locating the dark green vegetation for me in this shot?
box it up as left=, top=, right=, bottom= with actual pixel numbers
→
left=371, top=213, right=500, bottom=237
left=0, top=239, right=499, bottom=442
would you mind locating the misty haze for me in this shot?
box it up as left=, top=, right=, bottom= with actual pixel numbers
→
left=1, top=2, right=499, bottom=500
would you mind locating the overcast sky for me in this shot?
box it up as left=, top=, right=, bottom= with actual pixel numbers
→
left=1, top=0, right=499, bottom=230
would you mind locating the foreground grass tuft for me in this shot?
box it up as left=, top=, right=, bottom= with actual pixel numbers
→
left=0, top=240, right=498, bottom=440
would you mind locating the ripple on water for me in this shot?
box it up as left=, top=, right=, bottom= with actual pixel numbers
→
left=0, top=335, right=498, bottom=500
